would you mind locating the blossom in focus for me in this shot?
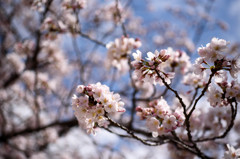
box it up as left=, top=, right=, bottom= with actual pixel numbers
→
left=198, top=37, right=228, bottom=62
left=162, top=115, right=177, bottom=131
left=131, top=49, right=174, bottom=86
left=192, top=57, right=207, bottom=76
left=72, top=83, right=125, bottom=134
left=194, top=38, right=239, bottom=79
left=207, top=85, right=223, bottom=107
left=206, top=78, right=240, bottom=107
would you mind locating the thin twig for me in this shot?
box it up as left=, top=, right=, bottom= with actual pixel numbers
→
left=187, top=87, right=199, bottom=111
left=76, top=31, right=106, bottom=47
left=115, top=0, right=127, bottom=37
left=107, top=116, right=162, bottom=146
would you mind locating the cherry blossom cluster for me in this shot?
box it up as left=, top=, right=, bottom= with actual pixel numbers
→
left=131, top=49, right=174, bottom=86
left=93, top=2, right=145, bottom=34
left=6, top=40, right=35, bottom=74
left=136, top=97, right=185, bottom=137
left=41, top=17, right=66, bottom=39
left=193, top=37, right=239, bottom=78
left=40, top=40, right=69, bottom=74
left=72, top=83, right=125, bottom=134
left=188, top=106, right=232, bottom=136
left=39, top=0, right=86, bottom=38
left=206, top=72, right=240, bottom=107
left=106, top=36, right=141, bottom=73
left=4, top=38, right=69, bottom=94
left=41, top=13, right=78, bottom=38
left=224, top=144, right=240, bottom=159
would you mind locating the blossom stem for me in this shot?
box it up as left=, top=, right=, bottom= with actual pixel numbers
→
left=115, top=0, right=127, bottom=37
left=187, top=87, right=200, bottom=111
left=107, top=116, right=162, bottom=146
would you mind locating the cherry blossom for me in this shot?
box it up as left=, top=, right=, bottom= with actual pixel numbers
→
left=136, top=97, right=185, bottom=137
left=131, top=49, right=174, bottom=86
left=106, top=36, right=141, bottom=73
left=182, top=72, right=207, bottom=87
left=1, top=0, right=240, bottom=157
left=223, top=144, right=240, bottom=159
left=6, top=53, right=25, bottom=73
left=207, top=85, right=223, bottom=107
left=194, top=37, right=239, bottom=79
left=72, top=83, right=125, bottom=134
left=162, top=47, right=191, bottom=74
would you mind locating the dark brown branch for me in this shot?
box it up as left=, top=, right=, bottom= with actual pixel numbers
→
left=154, top=69, right=187, bottom=115
left=76, top=31, right=106, bottom=47
left=103, top=127, right=132, bottom=138
left=107, top=116, right=163, bottom=146
left=2, top=72, right=21, bottom=88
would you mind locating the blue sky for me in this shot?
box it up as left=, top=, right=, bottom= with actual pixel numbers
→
left=131, top=0, right=240, bottom=47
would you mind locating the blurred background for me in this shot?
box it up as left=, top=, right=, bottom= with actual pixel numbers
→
left=0, top=0, right=239, bottom=158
